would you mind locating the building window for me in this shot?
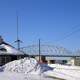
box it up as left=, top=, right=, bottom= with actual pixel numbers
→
left=62, top=60, right=67, bottom=64
left=50, top=60, right=55, bottom=64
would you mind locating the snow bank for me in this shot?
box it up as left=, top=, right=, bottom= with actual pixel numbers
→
left=48, top=64, right=80, bottom=70
left=0, top=58, right=57, bottom=80
left=3, top=58, right=53, bottom=75
left=0, top=72, right=56, bottom=80
left=2, top=59, right=80, bottom=80
left=47, top=64, right=80, bottom=80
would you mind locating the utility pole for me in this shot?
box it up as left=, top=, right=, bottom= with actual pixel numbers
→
left=39, top=39, right=41, bottom=62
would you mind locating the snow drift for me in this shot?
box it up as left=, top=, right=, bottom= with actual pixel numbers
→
left=0, top=58, right=56, bottom=80
left=3, top=58, right=53, bottom=75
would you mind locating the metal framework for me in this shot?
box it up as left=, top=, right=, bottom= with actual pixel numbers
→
left=21, top=44, right=80, bottom=57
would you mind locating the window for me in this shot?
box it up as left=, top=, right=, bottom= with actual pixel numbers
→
left=62, top=60, right=67, bottom=64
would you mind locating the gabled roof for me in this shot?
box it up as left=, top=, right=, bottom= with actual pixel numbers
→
left=0, top=36, right=25, bottom=55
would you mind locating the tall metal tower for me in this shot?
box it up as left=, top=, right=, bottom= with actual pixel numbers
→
left=39, top=39, right=41, bottom=62
left=14, top=15, right=22, bottom=50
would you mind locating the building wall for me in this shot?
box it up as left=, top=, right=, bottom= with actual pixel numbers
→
left=74, top=57, right=80, bottom=66
left=0, top=55, right=28, bottom=66
left=35, top=56, right=70, bottom=64
left=67, top=58, right=75, bottom=66
left=35, top=56, right=47, bottom=63
left=0, top=55, right=11, bottom=66
left=30, top=55, right=80, bottom=66
left=67, top=57, right=80, bottom=66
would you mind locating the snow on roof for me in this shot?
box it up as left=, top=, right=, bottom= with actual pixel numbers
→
left=0, top=36, right=24, bottom=55
left=0, top=43, right=24, bottom=55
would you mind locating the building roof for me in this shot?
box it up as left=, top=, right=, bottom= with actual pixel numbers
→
left=0, top=36, right=25, bottom=55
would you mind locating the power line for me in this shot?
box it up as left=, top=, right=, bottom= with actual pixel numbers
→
left=57, top=24, right=80, bottom=42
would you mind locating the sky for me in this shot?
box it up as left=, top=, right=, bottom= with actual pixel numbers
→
left=0, top=0, right=80, bottom=51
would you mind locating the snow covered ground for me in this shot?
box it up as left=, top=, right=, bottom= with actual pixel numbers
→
left=47, top=64, right=80, bottom=80
left=0, top=58, right=80, bottom=80
left=0, top=58, right=58, bottom=80
left=0, top=72, right=58, bottom=80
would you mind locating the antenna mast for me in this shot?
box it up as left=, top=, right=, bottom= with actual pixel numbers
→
left=15, top=14, right=22, bottom=50
left=39, top=39, right=41, bottom=62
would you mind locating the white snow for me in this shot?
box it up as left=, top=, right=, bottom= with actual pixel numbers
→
left=0, top=58, right=80, bottom=80
left=3, top=58, right=53, bottom=74
left=3, top=58, right=38, bottom=73
left=0, top=58, right=55, bottom=80
left=47, top=64, right=80, bottom=80
left=0, top=44, right=23, bottom=54
left=0, top=72, right=57, bottom=80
